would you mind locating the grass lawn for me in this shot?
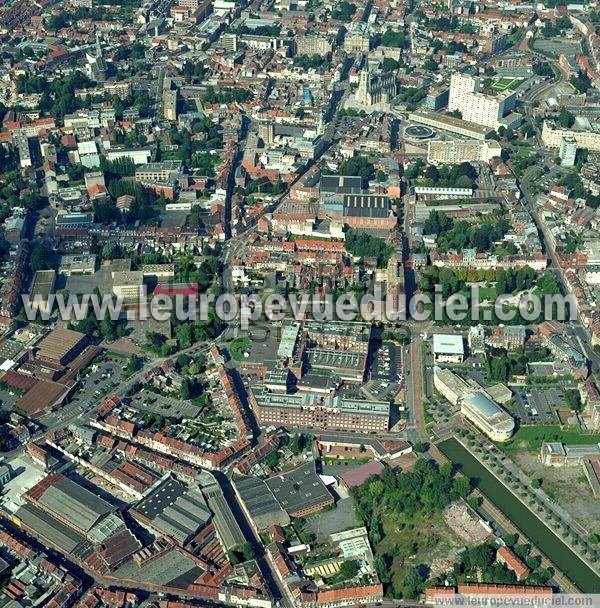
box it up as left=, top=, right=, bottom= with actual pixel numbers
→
left=476, top=286, right=497, bottom=300
left=490, top=77, right=521, bottom=92
left=229, top=336, right=250, bottom=361
left=499, top=424, right=600, bottom=454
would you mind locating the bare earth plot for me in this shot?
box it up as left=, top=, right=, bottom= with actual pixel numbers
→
left=377, top=509, right=467, bottom=591
left=511, top=450, right=600, bottom=531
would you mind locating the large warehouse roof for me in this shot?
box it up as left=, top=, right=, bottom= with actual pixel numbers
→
left=38, top=476, right=115, bottom=533
left=233, top=475, right=290, bottom=529
left=16, top=503, right=87, bottom=554
left=266, top=461, right=333, bottom=517
left=135, top=476, right=211, bottom=545
left=432, top=333, right=464, bottom=355
left=35, top=328, right=86, bottom=363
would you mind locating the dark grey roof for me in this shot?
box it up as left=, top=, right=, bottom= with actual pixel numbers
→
left=265, top=461, right=332, bottom=516
left=136, top=477, right=186, bottom=519
left=343, top=194, right=392, bottom=218
left=204, top=490, right=246, bottom=551
left=320, top=175, right=363, bottom=195
left=16, top=503, right=87, bottom=554
left=39, top=477, right=114, bottom=533
left=234, top=475, right=290, bottom=529
left=135, top=477, right=211, bottom=544
left=113, top=546, right=202, bottom=587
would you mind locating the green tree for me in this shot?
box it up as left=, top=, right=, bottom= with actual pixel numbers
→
left=401, top=566, right=425, bottom=599
left=337, top=560, right=359, bottom=581
left=381, top=29, right=405, bottom=48
left=30, top=242, right=51, bottom=272
left=558, top=107, right=575, bottom=128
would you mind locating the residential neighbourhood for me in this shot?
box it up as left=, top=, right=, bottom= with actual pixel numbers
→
left=0, top=0, right=600, bottom=605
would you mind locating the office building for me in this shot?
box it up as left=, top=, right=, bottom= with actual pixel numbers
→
left=296, top=35, right=333, bottom=56
left=162, top=79, right=178, bottom=121
left=249, top=387, right=390, bottom=432
left=434, top=367, right=514, bottom=442
left=559, top=136, right=577, bottom=167
left=112, top=270, right=144, bottom=300
left=135, top=161, right=182, bottom=182
left=461, top=391, right=514, bottom=442
left=221, top=32, right=238, bottom=52
left=16, top=135, right=32, bottom=169
left=258, top=121, right=275, bottom=145
left=433, top=367, right=473, bottom=406
left=432, top=334, right=465, bottom=363
left=425, top=88, right=449, bottom=111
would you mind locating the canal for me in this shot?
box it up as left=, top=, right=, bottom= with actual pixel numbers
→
left=438, top=437, right=600, bottom=592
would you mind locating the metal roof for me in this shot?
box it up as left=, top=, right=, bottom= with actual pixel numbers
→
left=432, top=333, right=464, bottom=355
left=265, top=461, right=333, bottom=516
left=38, top=477, right=114, bottom=534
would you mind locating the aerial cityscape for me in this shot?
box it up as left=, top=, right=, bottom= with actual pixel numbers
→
left=0, top=0, right=600, bottom=606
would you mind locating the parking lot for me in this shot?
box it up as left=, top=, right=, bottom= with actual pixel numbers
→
left=129, top=390, right=201, bottom=420
left=0, top=388, right=19, bottom=412
left=370, top=341, right=402, bottom=382
left=72, top=357, right=126, bottom=410
left=513, top=387, right=560, bottom=424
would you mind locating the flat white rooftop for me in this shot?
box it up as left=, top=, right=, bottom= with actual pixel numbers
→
left=433, top=333, right=464, bottom=355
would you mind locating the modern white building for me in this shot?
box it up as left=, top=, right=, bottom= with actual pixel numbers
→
left=106, top=148, right=152, bottom=165
left=461, top=391, right=515, bottom=442
left=448, top=73, right=520, bottom=131
left=559, top=136, right=578, bottom=167
left=434, top=367, right=514, bottom=442
left=432, top=334, right=465, bottom=363
left=434, top=367, right=472, bottom=405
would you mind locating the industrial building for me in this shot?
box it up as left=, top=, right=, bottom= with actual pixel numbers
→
left=342, top=194, right=396, bottom=231
left=132, top=476, right=212, bottom=545
left=233, top=475, right=291, bottom=529
left=35, top=328, right=88, bottom=366
left=264, top=461, right=334, bottom=517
